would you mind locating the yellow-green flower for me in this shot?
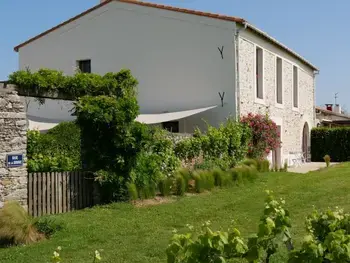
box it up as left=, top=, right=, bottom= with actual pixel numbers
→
left=95, top=250, right=102, bottom=261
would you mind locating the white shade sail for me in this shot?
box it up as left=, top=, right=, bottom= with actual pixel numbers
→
left=27, top=105, right=218, bottom=131
left=135, top=105, right=218, bottom=124
left=27, top=115, right=63, bottom=132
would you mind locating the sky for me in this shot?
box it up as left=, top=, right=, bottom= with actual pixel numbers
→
left=0, top=0, right=349, bottom=109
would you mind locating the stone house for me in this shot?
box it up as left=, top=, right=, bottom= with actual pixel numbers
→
left=13, top=0, right=318, bottom=167
left=316, top=104, right=350, bottom=127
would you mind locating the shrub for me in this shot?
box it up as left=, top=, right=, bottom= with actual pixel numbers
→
left=193, top=170, right=215, bottom=193
left=0, top=202, right=43, bottom=246
left=257, top=159, right=270, bottom=173
left=131, top=151, right=163, bottom=194
left=241, top=158, right=258, bottom=169
left=240, top=113, right=281, bottom=159
left=127, top=183, right=138, bottom=201
left=174, top=137, right=201, bottom=162
left=311, top=127, right=350, bottom=162
left=231, top=165, right=258, bottom=183
left=138, top=183, right=157, bottom=200
left=167, top=191, right=291, bottom=263
left=74, top=70, right=141, bottom=202
left=158, top=178, right=173, bottom=197
left=176, top=169, right=192, bottom=192
left=27, top=122, right=81, bottom=172
left=324, top=154, right=331, bottom=167
left=289, top=208, right=350, bottom=262
left=175, top=118, right=251, bottom=171
left=280, top=160, right=288, bottom=172
left=230, top=168, right=244, bottom=185
left=175, top=175, right=186, bottom=196
left=193, top=157, right=231, bottom=171
left=33, top=217, right=65, bottom=238
left=213, top=169, right=233, bottom=187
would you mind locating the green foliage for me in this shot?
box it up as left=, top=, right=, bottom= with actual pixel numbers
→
left=33, top=217, right=65, bottom=238
left=166, top=191, right=291, bottom=263
left=0, top=202, right=43, bottom=246
left=241, top=158, right=270, bottom=173
left=143, top=128, right=181, bottom=178
left=257, top=159, right=270, bottom=173
left=242, top=158, right=259, bottom=168
left=311, top=127, right=350, bottom=162
left=175, top=175, right=186, bottom=196
left=127, top=183, right=138, bottom=201
left=194, top=157, right=231, bottom=171
left=9, top=68, right=138, bottom=101
left=139, top=183, right=156, bottom=200
left=324, top=154, right=331, bottom=167
left=281, top=161, right=289, bottom=172
left=240, top=113, right=281, bottom=159
left=166, top=221, right=248, bottom=263
left=175, top=119, right=251, bottom=170
left=193, top=170, right=215, bottom=193
left=131, top=151, right=163, bottom=192
left=27, top=122, right=81, bottom=172
left=231, top=165, right=259, bottom=184
left=174, top=137, right=201, bottom=162
left=289, top=208, right=350, bottom=263
left=213, top=169, right=233, bottom=187
left=176, top=169, right=192, bottom=192
left=74, top=70, right=141, bottom=202
left=130, top=127, right=181, bottom=200
left=158, top=178, right=173, bottom=197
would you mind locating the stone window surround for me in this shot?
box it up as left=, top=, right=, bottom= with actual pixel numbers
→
left=292, top=65, right=299, bottom=112
left=275, top=56, right=284, bottom=109
left=246, top=37, right=306, bottom=110
left=254, top=43, right=265, bottom=105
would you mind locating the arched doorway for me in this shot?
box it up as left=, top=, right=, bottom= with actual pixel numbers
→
left=302, top=122, right=310, bottom=162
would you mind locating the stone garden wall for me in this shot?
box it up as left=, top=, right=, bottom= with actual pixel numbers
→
left=0, top=85, right=27, bottom=209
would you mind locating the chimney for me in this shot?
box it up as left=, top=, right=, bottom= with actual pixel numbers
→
left=334, top=104, right=342, bottom=114
left=325, top=104, right=333, bottom=111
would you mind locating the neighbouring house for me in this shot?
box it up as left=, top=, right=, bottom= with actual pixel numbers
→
left=14, top=0, right=318, bottom=167
left=316, top=104, right=350, bottom=127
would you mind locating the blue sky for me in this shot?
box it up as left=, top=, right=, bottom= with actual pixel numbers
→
left=1, top=0, right=348, bottom=108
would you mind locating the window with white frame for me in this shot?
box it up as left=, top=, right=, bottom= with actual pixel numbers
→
left=293, top=66, right=298, bottom=108
left=276, top=57, right=282, bottom=104
left=256, top=47, right=263, bottom=99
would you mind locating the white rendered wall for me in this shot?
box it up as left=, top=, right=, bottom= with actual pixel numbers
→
left=19, top=1, right=237, bottom=132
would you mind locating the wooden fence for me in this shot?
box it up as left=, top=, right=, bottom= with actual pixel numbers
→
left=28, top=172, right=95, bottom=217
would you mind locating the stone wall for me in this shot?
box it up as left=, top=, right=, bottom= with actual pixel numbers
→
left=0, top=86, right=27, bottom=209
left=238, top=36, right=315, bottom=166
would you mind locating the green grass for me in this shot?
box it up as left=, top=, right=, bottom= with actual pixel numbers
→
left=1, top=163, right=350, bottom=262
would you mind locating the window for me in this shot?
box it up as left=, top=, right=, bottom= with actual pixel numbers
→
left=276, top=57, right=282, bottom=104
left=293, top=66, right=298, bottom=108
left=256, top=47, right=263, bottom=99
left=77, top=60, right=91, bottom=73
left=162, top=121, right=179, bottom=133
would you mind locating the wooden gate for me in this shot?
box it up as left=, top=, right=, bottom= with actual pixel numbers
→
left=28, top=172, right=94, bottom=217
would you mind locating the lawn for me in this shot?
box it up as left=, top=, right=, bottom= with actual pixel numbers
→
left=1, top=163, right=350, bottom=263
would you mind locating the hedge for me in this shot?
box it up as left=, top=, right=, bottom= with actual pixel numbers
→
left=311, top=127, right=350, bottom=162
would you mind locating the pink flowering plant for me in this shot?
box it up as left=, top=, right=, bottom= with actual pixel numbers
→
left=240, top=113, right=281, bottom=159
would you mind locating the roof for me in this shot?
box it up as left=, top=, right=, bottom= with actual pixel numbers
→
left=315, top=106, right=350, bottom=120
left=14, top=0, right=318, bottom=70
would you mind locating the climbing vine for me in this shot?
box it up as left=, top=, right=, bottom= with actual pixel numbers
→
left=8, top=68, right=137, bottom=100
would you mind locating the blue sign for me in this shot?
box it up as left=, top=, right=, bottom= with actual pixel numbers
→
left=6, top=154, right=24, bottom=168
